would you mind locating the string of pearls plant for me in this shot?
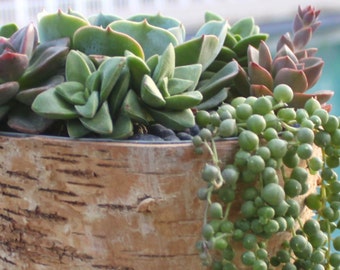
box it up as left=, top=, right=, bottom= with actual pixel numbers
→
left=193, top=84, right=340, bottom=270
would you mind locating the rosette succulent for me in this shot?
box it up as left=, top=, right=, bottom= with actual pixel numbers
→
left=233, top=5, right=334, bottom=109
left=0, top=22, right=69, bottom=133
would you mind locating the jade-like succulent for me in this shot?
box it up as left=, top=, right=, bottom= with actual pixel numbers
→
left=32, top=44, right=204, bottom=138
left=31, top=50, right=128, bottom=138
left=122, top=44, right=203, bottom=131
left=233, top=6, right=334, bottom=109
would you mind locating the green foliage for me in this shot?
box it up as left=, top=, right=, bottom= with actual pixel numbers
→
left=194, top=93, right=340, bottom=269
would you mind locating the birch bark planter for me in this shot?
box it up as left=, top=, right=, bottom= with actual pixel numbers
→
left=0, top=134, right=319, bottom=269
left=0, top=134, right=233, bottom=270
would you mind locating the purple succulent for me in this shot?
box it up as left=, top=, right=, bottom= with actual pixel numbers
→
left=0, top=23, right=70, bottom=133
left=235, top=6, right=333, bottom=110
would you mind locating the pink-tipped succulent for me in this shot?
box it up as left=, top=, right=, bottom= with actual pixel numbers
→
left=235, top=5, right=333, bottom=110
left=0, top=24, right=37, bottom=119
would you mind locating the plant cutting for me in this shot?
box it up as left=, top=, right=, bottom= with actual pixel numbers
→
left=0, top=4, right=339, bottom=270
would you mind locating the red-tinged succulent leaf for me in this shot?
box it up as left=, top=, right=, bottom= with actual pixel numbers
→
left=293, top=28, right=312, bottom=50
left=258, top=41, right=272, bottom=72
left=0, top=51, right=29, bottom=82
left=9, top=23, right=38, bottom=58
left=247, top=45, right=259, bottom=65
left=274, top=68, right=308, bottom=93
left=276, top=44, right=298, bottom=64
left=303, top=10, right=315, bottom=26
left=300, top=57, right=324, bottom=88
left=250, top=84, right=273, bottom=96
left=294, top=13, right=304, bottom=33
left=311, top=21, right=321, bottom=33
left=233, top=65, right=251, bottom=97
left=0, top=37, right=14, bottom=51
left=272, top=56, right=297, bottom=77
left=16, top=75, right=65, bottom=105
left=0, top=81, right=19, bottom=105
left=7, top=105, right=54, bottom=134
left=248, top=62, right=273, bottom=90
left=20, top=45, right=69, bottom=87
left=295, top=48, right=318, bottom=59
left=276, top=33, right=294, bottom=52
left=288, top=90, right=334, bottom=109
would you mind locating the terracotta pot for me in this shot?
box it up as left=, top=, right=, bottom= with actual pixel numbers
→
left=0, top=134, right=319, bottom=269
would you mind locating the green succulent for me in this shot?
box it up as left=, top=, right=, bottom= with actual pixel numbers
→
left=32, top=44, right=204, bottom=138
left=31, top=50, right=129, bottom=138
left=123, top=43, right=203, bottom=131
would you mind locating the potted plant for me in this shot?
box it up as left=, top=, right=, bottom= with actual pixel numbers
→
left=0, top=5, right=338, bottom=270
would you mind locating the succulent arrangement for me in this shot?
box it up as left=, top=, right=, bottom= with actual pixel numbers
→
left=0, top=4, right=339, bottom=270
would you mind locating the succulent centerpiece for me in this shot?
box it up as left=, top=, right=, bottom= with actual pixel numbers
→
left=0, top=4, right=339, bottom=270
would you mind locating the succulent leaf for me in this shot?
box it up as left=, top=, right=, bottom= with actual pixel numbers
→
left=152, top=43, right=175, bottom=84
left=258, top=41, right=272, bottom=71
left=7, top=105, right=54, bottom=134
left=216, top=47, right=238, bottom=63
left=55, top=81, right=86, bottom=105
left=147, top=108, right=195, bottom=131
left=195, top=20, right=229, bottom=50
left=73, top=26, right=144, bottom=59
left=109, top=20, right=178, bottom=59
left=250, top=84, right=273, bottom=97
left=141, top=75, right=166, bottom=108
left=122, top=89, right=150, bottom=124
left=198, top=60, right=239, bottom=101
left=67, top=119, right=91, bottom=138
left=108, top=67, right=130, bottom=117
left=167, top=78, right=194, bottom=95
left=9, top=23, right=38, bottom=58
left=248, top=62, right=274, bottom=90
left=204, top=11, right=224, bottom=22
left=229, top=17, right=255, bottom=37
left=16, top=75, right=65, bottom=105
left=0, top=51, right=28, bottom=82
left=164, top=91, right=203, bottom=110
left=126, top=52, right=151, bottom=91
left=38, top=10, right=89, bottom=44
left=31, top=87, right=78, bottom=119
left=232, top=34, right=269, bottom=56
left=196, top=87, right=229, bottom=110
left=107, top=112, right=133, bottom=139
left=128, top=13, right=185, bottom=43
left=173, top=64, right=202, bottom=92
left=20, top=40, right=69, bottom=87
left=79, top=101, right=113, bottom=134
left=0, top=81, right=20, bottom=106
left=274, top=68, right=308, bottom=93
left=98, top=57, right=126, bottom=104
left=88, top=12, right=122, bottom=27
left=289, top=90, right=334, bottom=109
left=175, top=35, right=220, bottom=71
left=293, top=27, right=312, bottom=50
left=272, top=56, right=297, bottom=77
left=75, top=91, right=99, bottom=118
left=299, top=57, right=323, bottom=88
left=66, top=50, right=95, bottom=83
